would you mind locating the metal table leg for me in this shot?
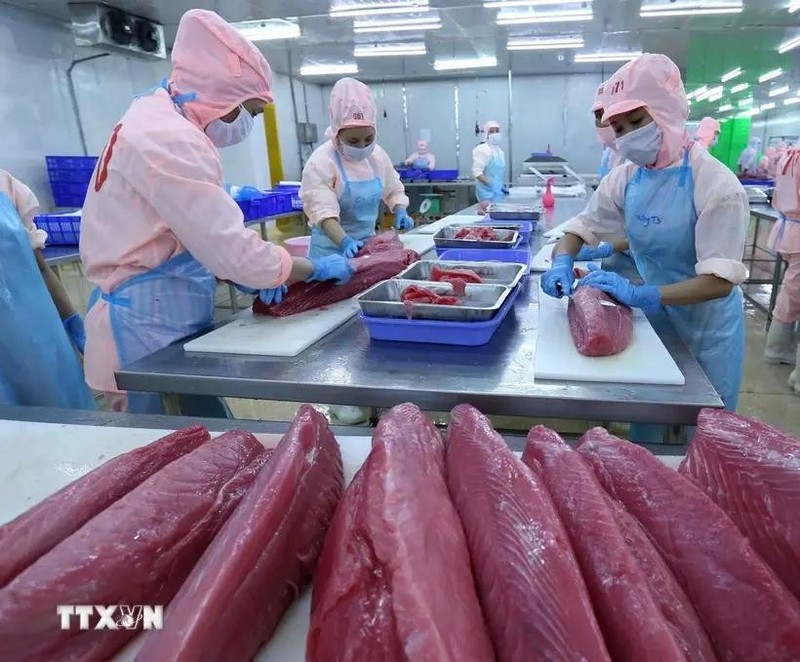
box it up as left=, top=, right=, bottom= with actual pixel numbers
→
left=228, top=283, right=240, bottom=314
left=767, top=256, right=787, bottom=329
left=259, top=221, right=267, bottom=240
left=161, top=393, right=182, bottom=415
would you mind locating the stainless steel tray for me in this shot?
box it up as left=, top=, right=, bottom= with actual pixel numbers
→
left=433, top=225, right=519, bottom=250
left=356, top=279, right=511, bottom=321
left=396, top=260, right=527, bottom=289
left=488, top=203, right=542, bottom=220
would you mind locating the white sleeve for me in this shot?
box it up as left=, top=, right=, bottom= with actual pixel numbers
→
left=472, top=144, right=490, bottom=178
left=691, top=150, right=748, bottom=284
left=0, top=170, right=46, bottom=250
left=560, top=164, right=632, bottom=246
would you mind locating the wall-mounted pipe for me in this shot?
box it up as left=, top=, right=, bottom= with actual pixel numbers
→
left=67, top=52, right=111, bottom=156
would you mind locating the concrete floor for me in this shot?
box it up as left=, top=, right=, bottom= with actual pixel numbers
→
left=56, top=240, right=799, bottom=439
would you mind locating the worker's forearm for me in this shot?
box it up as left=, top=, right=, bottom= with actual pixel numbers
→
left=34, top=249, right=76, bottom=319
left=658, top=274, right=734, bottom=306
left=476, top=175, right=490, bottom=186
left=320, top=217, right=346, bottom=246
left=612, top=239, right=629, bottom=253
left=553, top=232, right=585, bottom=258
left=288, top=258, right=315, bottom=283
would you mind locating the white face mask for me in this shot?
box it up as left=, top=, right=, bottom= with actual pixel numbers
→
left=340, top=142, right=375, bottom=161
left=488, top=133, right=503, bottom=146
left=205, top=105, right=254, bottom=148
left=616, top=121, right=662, bottom=167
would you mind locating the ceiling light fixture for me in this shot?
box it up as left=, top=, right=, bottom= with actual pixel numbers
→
left=496, top=9, right=593, bottom=24
left=695, top=85, right=723, bottom=101
left=758, top=68, right=783, bottom=83
left=330, top=0, right=429, bottom=18
left=790, top=0, right=800, bottom=13
left=573, top=51, right=642, bottom=63
left=640, top=1, right=743, bottom=17
left=737, top=97, right=753, bottom=108
left=778, top=35, right=800, bottom=54
left=354, top=42, right=427, bottom=57
left=506, top=36, right=584, bottom=50
left=300, top=63, right=358, bottom=76
left=730, top=82, right=749, bottom=94
left=739, top=108, right=760, bottom=117
left=485, top=0, right=588, bottom=7
left=687, top=85, right=708, bottom=100
left=434, top=56, right=498, bottom=71
left=784, top=97, right=800, bottom=106
left=769, top=85, right=790, bottom=97
left=720, top=67, right=742, bottom=82
left=354, top=15, right=442, bottom=33
left=718, top=103, right=733, bottom=112
left=707, top=91, right=724, bottom=103
left=760, top=102, right=776, bottom=111
left=230, top=19, right=301, bottom=41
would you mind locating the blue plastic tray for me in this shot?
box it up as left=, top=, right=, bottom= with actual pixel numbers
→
left=425, top=169, right=458, bottom=181
left=34, top=213, right=81, bottom=245
left=361, top=282, right=522, bottom=346
left=739, top=178, right=774, bottom=186
left=436, top=243, right=531, bottom=265
left=46, top=155, right=98, bottom=171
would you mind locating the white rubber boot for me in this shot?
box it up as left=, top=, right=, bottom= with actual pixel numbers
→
left=328, top=405, right=371, bottom=425
left=790, top=343, right=800, bottom=396
left=764, top=320, right=797, bottom=366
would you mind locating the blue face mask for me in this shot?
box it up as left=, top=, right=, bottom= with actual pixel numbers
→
left=339, top=142, right=375, bottom=162
left=616, top=121, right=663, bottom=167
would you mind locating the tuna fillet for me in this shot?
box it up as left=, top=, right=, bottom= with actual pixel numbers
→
left=523, top=425, right=693, bottom=662
left=0, top=425, right=209, bottom=587
left=0, top=430, right=268, bottom=661
left=605, top=496, right=715, bottom=662
left=445, top=407, right=609, bottom=662
left=137, top=406, right=343, bottom=661
left=680, top=408, right=800, bottom=600
left=579, top=427, right=800, bottom=661
left=568, top=286, right=633, bottom=356
left=307, top=403, right=494, bottom=662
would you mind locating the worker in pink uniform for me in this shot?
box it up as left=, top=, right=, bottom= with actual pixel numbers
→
left=758, top=146, right=778, bottom=178
left=405, top=140, right=436, bottom=170
left=80, top=9, right=352, bottom=415
left=301, top=77, right=412, bottom=261
left=694, top=116, right=720, bottom=151
left=764, top=147, right=800, bottom=395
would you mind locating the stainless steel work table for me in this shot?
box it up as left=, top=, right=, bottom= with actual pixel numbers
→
left=116, top=196, right=721, bottom=427
left=744, top=204, right=786, bottom=323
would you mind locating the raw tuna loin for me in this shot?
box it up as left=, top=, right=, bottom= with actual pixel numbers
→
left=680, top=408, right=800, bottom=600
left=445, top=406, right=609, bottom=662
left=579, top=427, right=800, bottom=661
left=401, top=285, right=460, bottom=305
left=0, top=429, right=269, bottom=661
left=137, top=405, right=343, bottom=661
left=307, top=403, right=494, bottom=662
left=523, top=425, right=700, bottom=662
left=0, top=425, right=209, bottom=588
left=568, top=285, right=633, bottom=356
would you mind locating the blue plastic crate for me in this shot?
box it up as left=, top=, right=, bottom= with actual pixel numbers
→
left=425, top=169, right=459, bottom=181
left=291, top=193, right=303, bottom=211
left=397, top=167, right=423, bottom=180
left=257, top=195, right=280, bottom=217
left=47, top=168, right=95, bottom=183
left=739, top=178, right=774, bottom=186
left=361, top=282, right=522, bottom=346
left=34, top=212, right=82, bottom=245
left=236, top=198, right=259, bottom=221
left=272, top=191, right=293, bottom=214
left=437, top=244, right=531, bottom=266
left=50, top=181, right=89, bottom=208
left=45, top=155, right=98, bottom=171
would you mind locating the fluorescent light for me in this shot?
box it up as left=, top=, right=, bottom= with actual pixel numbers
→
left=354, top=15, right=442, bottom=33
left=687, top=85, right=708, bottom=99
left=739, top=108, right=760, bottom=117
left=769, top=85, right=790, bottom=97
left=330, top=0, right=428, bottom=18
left=760, top=102, right=776, bottom=111
left=719, top=103, right=733, bottom=112
left=721, top=67, right=742, bottom=82
left=300, top=63, right=358, bottom=76
left=790, top=0, right=800, bottom=12
left=758, top=68, right=783, bottom=83
left=486, top=0, right=588, bottom=6
left=496, top=8, right=593, bottom=24
left=730, top=82, right=749, bottom=94
left=434, top=56, right=497, bottom=71
left=737, top=97, right=753, bottom=108
left=641, top=2, right=742, bottom=17
left=784, top=97, right=800, bottom=106
left=707, top=91, right=723, bottom=103
left=354, top=42, right=426, bottom=57
left=778, top=35, right=800, bottom=54
left=231, top=19, right=300, bottom=41
left=695, top=85, right=723, bottom=101
left=574, top=51, right=642, bottom=63
left=507, top=36, right=584, bottom=50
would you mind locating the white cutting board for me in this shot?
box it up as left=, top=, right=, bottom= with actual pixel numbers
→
left=183, top=299, right=359, bottom=357
left=399, top=233, right=435, bottom=255
left=535, top=292, right=685, bottom=386
left=530, top=242, right=596, bottom=272
left=414, top=214, right=482, bottom=235
left=543, top=220, right=571, bottom=239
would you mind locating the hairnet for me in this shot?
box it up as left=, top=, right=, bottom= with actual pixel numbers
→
left=483, top=121, right=501, bottom=135
left=749, top=136, right=762, bottom=148
left=601, top=53, right=689, bottom=169
left=170, top=10, right=273, bottom=130
left=695, top=117, right=720, bottom=147
left=591, top=81, right=607, bottom=113
left=417, top=140, right=429, bottom=153
left=328, top=77, right=377, bottom=135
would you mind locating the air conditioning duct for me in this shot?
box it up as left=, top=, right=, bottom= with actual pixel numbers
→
left=68, top=3, right=166, bottom=59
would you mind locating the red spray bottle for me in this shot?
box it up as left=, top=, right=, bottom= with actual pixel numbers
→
left=542, top=176, right=556, bottom=209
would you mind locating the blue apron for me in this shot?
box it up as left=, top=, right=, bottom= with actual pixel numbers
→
left=0, top=193, right=95, bottom=409
left=770, top=212, right=800, bottom=253
left=599, top=147, right=614, bottom=178
left=413, top=156, right=430, bottom=169
left=88, top=251, right=229, bottom=417
left=625, top=148, right=745, bottom=440
left=308, top=151, right=384, bottom=260
left=475, top=147, right=506, bottom=203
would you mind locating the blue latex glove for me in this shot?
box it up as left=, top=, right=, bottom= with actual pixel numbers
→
left=394, top=209, right=414, bottom=231
left=339, top=235, right=363, bottom=259
left=63, top=313, right=86, bottom=354
left=578, top=264, right=661, bottom=312
left=308, top=254, right=354, bottom=284
left=540, top=254, right=575, bottom=298
left=576, top=242, right=615, bottom=261
left=257, top=285, right=288, bottom=305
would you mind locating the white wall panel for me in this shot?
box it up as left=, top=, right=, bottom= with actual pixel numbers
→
left=405, top=81, right=458, bottom=169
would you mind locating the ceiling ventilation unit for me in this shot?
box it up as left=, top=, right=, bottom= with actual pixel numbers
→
left=68, top=3, right=166, bottom=59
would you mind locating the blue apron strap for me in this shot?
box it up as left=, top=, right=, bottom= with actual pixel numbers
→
left=135, top=78, right=197, bottom=113
left=678, top=145, right=692, bottom=187
left=333, top=150, right=352, bottom=186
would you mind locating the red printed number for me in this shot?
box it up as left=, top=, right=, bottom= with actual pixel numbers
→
left=94, top=123, right=123, bottom=192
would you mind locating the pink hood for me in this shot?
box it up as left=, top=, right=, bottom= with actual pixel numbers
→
left=169, top=9, right=273, bottom=130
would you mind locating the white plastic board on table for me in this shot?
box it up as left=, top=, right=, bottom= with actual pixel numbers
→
left=399, top=233, right=435, bottom=255
left=543, top=220, right=572, bottom=239
left=183, top=299, right=359, bottom=357
left=414, top=214, right=483, bottom=235
left=530, top=242, right=596, bottom=272
left=535, top=293, right=685, bottom=386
